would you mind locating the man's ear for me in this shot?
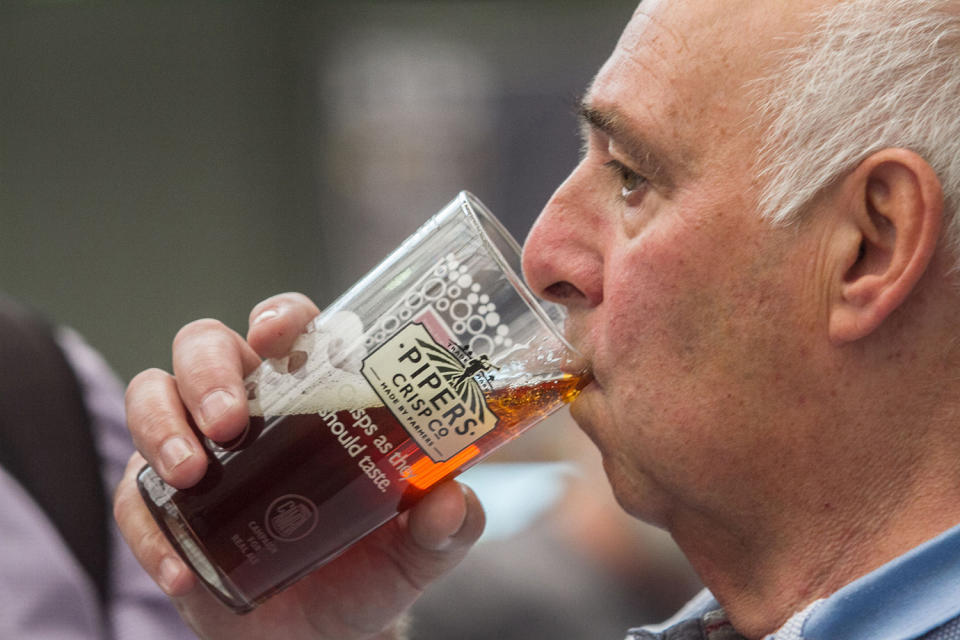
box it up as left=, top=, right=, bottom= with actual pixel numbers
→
left=828, top=148, right=943, bottom=344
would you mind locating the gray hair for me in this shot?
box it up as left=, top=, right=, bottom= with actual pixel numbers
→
left=754, top=0, right=960, bottom=270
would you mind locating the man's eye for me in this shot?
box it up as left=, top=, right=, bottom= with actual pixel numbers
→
left=604, top=160, right=647, bottom=200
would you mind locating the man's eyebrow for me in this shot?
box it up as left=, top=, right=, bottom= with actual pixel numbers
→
left=577, top=100, right=675, bottom=189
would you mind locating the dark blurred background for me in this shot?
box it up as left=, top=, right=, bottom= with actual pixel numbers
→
left=0, top=0, right=636, bottom=380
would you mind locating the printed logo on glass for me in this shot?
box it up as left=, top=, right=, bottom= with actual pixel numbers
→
left=361, top=314, right=500, bottom=462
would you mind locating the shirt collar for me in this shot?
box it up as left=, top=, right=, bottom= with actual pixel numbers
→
left=634, top=522, right=960, bottom=640
left=799, top=520, right=960, bottom=640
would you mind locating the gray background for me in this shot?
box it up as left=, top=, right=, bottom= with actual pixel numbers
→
left=0, top=1, right=636, bottom=380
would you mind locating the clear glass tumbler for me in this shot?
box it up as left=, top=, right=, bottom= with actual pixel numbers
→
left=138, top=192, right=589, bottom=612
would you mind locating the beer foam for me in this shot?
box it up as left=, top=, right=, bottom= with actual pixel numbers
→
left=275, top=366, right=381, bottom=416
left=247, top=311, right=381, bottom=417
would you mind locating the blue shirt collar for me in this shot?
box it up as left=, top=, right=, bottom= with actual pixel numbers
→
left=635, top=521, right=960, bottom=640
left=802, top=520, right=960, bottom=640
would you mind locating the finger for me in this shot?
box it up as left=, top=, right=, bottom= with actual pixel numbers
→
left=381, top=481, right=487, bottom=609
left=296, top=481, right=485, bottom=639
left=172, top=318, right=261, bottom=443
left=125, top=368, right=207, bottom=488
left=247, top=292, right=321, bottom=359
left=407, top=482, right=486, bottom=564
left=113, top=452, right=198, bottom=597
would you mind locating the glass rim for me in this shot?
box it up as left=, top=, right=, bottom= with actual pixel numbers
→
left=456, top=190, right=582, bottom=360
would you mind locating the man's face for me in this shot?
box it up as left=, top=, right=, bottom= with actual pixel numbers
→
left=523, top=0, right=837, bottom=531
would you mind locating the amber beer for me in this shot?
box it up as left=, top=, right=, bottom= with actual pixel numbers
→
left=138, top=372, right=589, bottom=613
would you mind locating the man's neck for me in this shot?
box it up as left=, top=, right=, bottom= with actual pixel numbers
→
left=671, top=465, right=960, bottom=639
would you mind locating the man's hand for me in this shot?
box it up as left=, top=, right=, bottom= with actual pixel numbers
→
left=114, top=293, right=485, bottom=639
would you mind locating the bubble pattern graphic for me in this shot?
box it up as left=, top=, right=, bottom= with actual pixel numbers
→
left=365, top=253, right=512, bottom=356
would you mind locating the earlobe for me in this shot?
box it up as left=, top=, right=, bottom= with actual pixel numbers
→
left=828, top=149, right=943, bottom=344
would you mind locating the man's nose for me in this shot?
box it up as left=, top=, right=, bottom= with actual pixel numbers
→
left=521, top=172, right=604, bottom=309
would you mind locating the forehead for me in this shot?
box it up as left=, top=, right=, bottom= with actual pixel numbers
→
left=586, top=0, right=824, bottom=168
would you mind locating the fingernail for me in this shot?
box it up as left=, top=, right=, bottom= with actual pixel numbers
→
left=159, top=436, right=194, bottom=473
left=431, top=486, right=471, bottom=551
left=200, top=389, right=235, bottom=427
left=252, top=308, right=280, bottom=325
left=158, top=555, right=183, bottom=594
left=432, top=536, right=454, bottom=551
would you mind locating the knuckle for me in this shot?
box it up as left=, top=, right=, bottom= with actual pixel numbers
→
left=251, top=292, right=318, bottom=319
left=182, top=361, right=241, bottom=398
left=112, top=478, right=136, bottom=526
left=125, top=368, right=170, bottom=404
left=125, top=371, right=182, bottom=449
left=172, top=327, right=244, bottom=396
left=285, top=291, right=321, bottom=315
left=113, top=471, right=173, bottom=575
left=133, top=404, right=181, bottom=447
left=278, top=291, right=315, bottom=307
left=173, top=318, right=228, bottom=350
left=135, top=522, right=172, bottom=570
left=262, top=291, right=304, bottom=307
left=125, top=384, right=183, bottom=449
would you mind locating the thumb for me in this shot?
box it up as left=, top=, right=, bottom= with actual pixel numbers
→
left=292, top=480, right=485, bottom=639
left=398, top=480, right=486, bottom=576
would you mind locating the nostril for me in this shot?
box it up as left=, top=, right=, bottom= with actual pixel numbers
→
left=544, top=281, right=583, bottom=302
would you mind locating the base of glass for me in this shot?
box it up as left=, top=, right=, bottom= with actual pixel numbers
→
left=138, top=470, right=254, bottom=613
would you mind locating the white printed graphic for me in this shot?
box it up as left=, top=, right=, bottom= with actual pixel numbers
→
left=265, top=494, right=319, bottom=542
left=364, top=253, right=513, bottom=359
left=361, top=320, right=499, bottom=462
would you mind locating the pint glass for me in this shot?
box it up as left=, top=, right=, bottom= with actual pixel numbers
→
left=137, top=192, right=589, bottom=612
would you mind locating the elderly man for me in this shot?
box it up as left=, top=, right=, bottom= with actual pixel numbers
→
left=114, top=0, right=960, bottom=638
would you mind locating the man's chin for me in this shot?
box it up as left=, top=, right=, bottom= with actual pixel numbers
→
left=605, top=465, right=672, bottom=529
left=568, top=385, right=601, bottom=447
